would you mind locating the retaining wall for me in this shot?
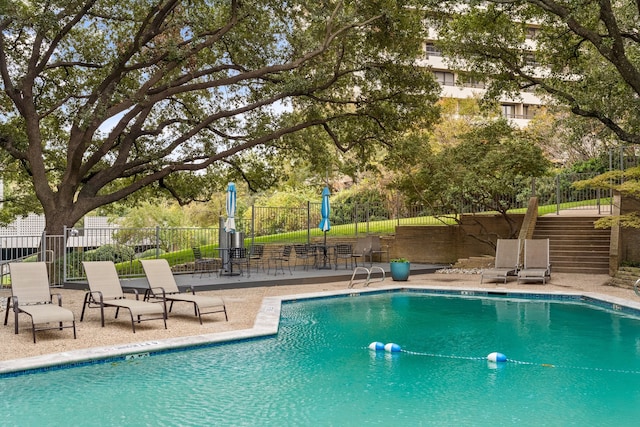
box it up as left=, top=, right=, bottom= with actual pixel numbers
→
left=389, top=214, right=525, bottom=264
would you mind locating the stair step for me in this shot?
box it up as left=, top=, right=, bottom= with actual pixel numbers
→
left=535, top=232, right=609, bottom=237
left=552, top=262, right=610, bottom=269
left=553, top=266, right=609, bottom=274
left=550, top=248, right=610, bottom=253
left=546, top=243, right=610, bottom=248
left=537, top=226, right=604, bottom=230
left=531, top=216, right=611, bottom=275
left=551, top=252, right=609, bottom=258
left=551, top=246, right=609, bottom=251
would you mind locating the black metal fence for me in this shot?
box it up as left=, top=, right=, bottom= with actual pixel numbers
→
left=0, top=172, right=613, bottom=284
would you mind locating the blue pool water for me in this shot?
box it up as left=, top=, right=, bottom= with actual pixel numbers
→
left=2, top=292, right=640, bottom=425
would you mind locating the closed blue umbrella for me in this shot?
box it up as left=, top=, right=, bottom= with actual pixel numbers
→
left=224, top=182, right=237, bottom=233
left=319, top=186, right=331, bottom=233
left=317, top=186, right=331, bottom=268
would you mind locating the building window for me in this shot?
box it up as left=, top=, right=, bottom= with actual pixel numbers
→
left=524, top=52, right=538, bottom=67
left=501, top=104, right=516, bottom=118
left=463, top=77, right=486, bottom=89
left=523, top=105, right=538, bottom=119
left=425, top=42, right=442, bottom=58
left=525, top=27, right=539, bottom=40
left=434, top=71, right=455, bottom=86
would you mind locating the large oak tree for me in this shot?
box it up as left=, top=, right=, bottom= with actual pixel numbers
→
left=0, top=0, right=440, bottom=234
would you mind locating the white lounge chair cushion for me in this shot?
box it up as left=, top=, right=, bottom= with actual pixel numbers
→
left=18, top=304, right=75, bottom=324
left=163, top=293, right=225, bottom=309
left=101, top=298, right=166, bottom=316
left=518, top=268, right=549, bottom=278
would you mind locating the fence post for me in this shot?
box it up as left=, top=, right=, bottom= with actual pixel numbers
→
left=307, top=201, right=311, bottom=245
left=354, top=202, right=358, bottom=237
left=531, top=177, right=536, bottom=196
left=251, top=204, right=256, bottom=248
left=555, top=175, right=560, bottom=215
left=155, top=226, right=160, bottom=258
left=63, top=227, right=67, bottom=282
left=40, top=230, right=46, bottom=261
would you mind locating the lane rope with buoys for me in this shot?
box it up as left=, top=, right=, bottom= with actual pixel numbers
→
left=366, top=342, right=640, bottom=374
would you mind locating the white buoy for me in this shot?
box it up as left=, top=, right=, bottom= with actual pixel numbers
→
left=368, top=342, right=385, bottom=351
left=487, top=352, right=507, bottom=363
left=384, top=343, right=401, bottom=353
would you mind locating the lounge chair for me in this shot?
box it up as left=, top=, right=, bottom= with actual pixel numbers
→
left=518, top=239, right=551, bottom=284
left=81, top=261, right=167, bottom=332
left=140, top=259, right=227, bottom=324
left=3, top=262, right=77, bottom=343
left=480, top=239, right=520, bottom=284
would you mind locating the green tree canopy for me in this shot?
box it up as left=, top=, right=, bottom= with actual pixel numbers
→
left=0, top=0, right=440, bottom=234
left=390, top=119, right=550, bottom=238
left=425, top=0, right=640, bottom=146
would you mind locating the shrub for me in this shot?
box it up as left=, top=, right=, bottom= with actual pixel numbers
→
left=85, top=244, right=135, bottom=263
left=136, top=248, right=166, bottom=259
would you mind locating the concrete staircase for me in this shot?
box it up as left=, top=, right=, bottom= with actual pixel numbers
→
left=532, top=216, right=610, bottom=274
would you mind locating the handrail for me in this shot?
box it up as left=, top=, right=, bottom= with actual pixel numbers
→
left=348, top=266, right=386, bottom=289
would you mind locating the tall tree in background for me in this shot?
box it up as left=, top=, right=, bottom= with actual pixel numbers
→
left=425, top=0, right=640, bottom=147
left=389, top=119, right=550, bottom=241
left=0, top=0, right=440, bottom=234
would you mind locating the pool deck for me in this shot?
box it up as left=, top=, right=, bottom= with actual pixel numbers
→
left=1, top=263, right=639, bottom=375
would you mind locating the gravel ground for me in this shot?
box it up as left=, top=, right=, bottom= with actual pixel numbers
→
left=0, top=271, right=636, bottom=363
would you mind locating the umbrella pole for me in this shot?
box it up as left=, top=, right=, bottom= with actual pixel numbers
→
left=321, top=231, right=329, bottom=269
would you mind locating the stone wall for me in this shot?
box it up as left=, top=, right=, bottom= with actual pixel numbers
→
left=620, top=194, right=640, bottom=264
left=389, top=214, right=525, bottom=264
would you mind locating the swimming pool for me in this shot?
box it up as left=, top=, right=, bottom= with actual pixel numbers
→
left=2, top=290, right=640, bottom=425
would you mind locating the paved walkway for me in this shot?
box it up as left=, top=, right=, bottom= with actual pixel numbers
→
left=546, top=206, right=612, bottom=216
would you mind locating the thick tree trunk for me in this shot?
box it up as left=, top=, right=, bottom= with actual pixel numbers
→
left=42, top=203, right=86, bottom=285
left=43, top=208, right=83, bottom=237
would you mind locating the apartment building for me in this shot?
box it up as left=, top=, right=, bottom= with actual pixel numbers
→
left=419, top=27, right=545, bottom=128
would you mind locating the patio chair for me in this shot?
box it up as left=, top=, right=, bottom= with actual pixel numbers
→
left=351, top=238, right=368, bottom=267
left=367, top=236, right=389, bottom=265
left=140, top=259, right=227, bottom=324
left=4, top=262, right=76, bottom=343
left=249, top=244, right=266, bottom=273
left=480, top=239, right=520, bottom=284
left=268, top=245, right=293, bottom=275
left=334, top=243, right=355, bottom=270
left=192, top=247, right=220, bottom=277
left=517, top=239, right=551, bottom=284
left=230, top=247, right=250, bottom=277
left=81, top=261, right=167, bottom=332
left=293, top=244, right=316, bottom=270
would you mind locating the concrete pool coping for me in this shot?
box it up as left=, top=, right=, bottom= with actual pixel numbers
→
left=2, top=283, right=640, bottom=376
